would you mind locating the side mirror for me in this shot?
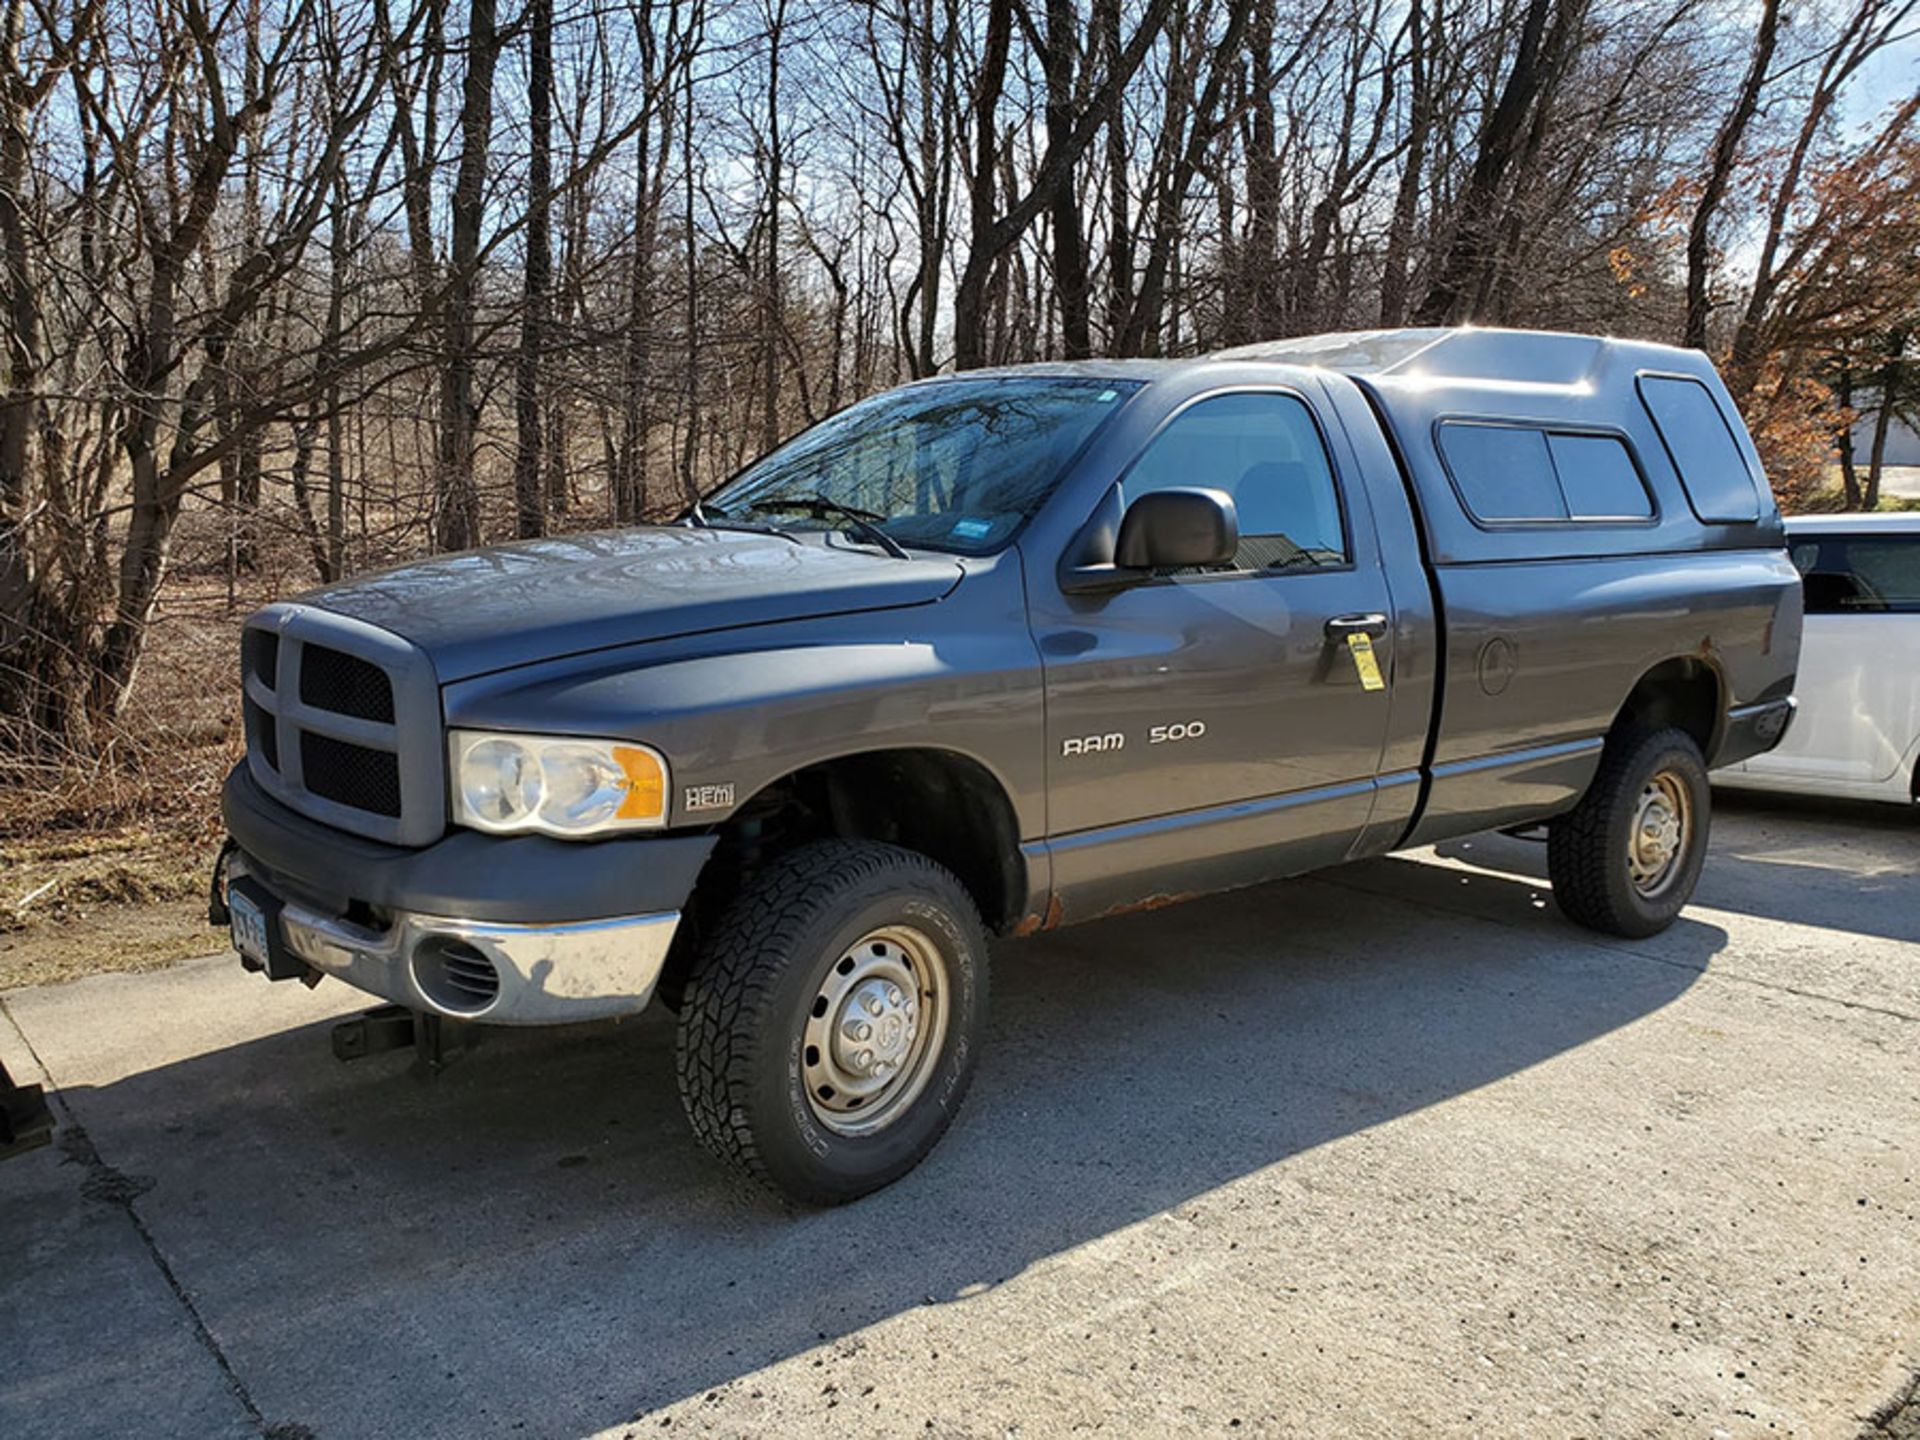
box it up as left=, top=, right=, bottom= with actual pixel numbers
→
left=1115, top=487, right=1239, bottom=570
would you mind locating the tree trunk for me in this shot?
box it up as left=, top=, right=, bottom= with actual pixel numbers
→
left=616, top=112, right=658, bottom=523
left=1683, top=0, right=1778, bottom=352
left=288, top=409, right=334, bottom=582
left=679, top=50, right=700, bottom=501
left=436, top=0, right=500, bottom=552
left=955, top=0, right=1173, bottom=369
left=1837, top=363, right=1861, bottom=509
left=911, top=0, right=946, bottom=377
left=1415, top=0, right=1556, bottom=325
left=760, top=0, right=787, bottom=451
left=1866, top=330, right=1907, bottom=511
left=512, top=0, right=554, bottom=539
left=96, top=58, right=266, bottom=717
left=953, top=0, right=1013, bottom=372
left=324, top=175, right=349, bottom=579
left=1045, top=0, right=1092, bottom=359
left=1242, top=0, right=1280, bottom=341
left=1097, top=0, right=1132, bottom=353
left=0, top=0, right=41, bottom=661
left=1121, top=0, right=1257, bottom=356
left=1724, top=3, right=1889, bottom=399
left=1378, top=0, right=1428, bottom=327
left=232, top=0, right=268, bottom=573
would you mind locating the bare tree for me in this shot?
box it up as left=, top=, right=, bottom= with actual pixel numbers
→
left=436, top=0, right=504, bottom=551
left=952, top=0, right=1175, bottom=369
left=6, top=0, right=1916, bottom=774
left=1726, top=0, right=1920, bottom=395
left=513, top=0, right=556, bottom=539
left=1683, top=0, right=1780, bottom=352
left=1417, top=0, right=1590, bottom=324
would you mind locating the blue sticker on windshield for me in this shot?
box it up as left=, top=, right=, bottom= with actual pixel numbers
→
left=951, top=517, right=994, bottom=540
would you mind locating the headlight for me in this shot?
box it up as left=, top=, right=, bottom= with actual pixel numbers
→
left=449, top=730, right=669, bottom=837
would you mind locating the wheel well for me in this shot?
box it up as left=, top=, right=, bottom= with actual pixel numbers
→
left=1611, top=657, right=1721, bottom=756
left=685, top=749, right=1025, bottom=940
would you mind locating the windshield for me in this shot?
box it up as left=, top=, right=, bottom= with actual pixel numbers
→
left=703, top=376, right=1141, bottom=554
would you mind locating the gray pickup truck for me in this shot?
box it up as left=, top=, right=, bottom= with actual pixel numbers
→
left=217, top=327, right=1801, bottom=1202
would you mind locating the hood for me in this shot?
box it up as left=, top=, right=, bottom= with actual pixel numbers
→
left=301, top=526, right=965, bottom=681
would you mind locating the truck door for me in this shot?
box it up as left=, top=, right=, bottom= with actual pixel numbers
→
left=1029, top=387, right=1400, bottom=916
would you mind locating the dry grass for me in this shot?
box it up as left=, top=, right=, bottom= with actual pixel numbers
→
left=1798, top=466, right=1920, bottom=513
left=0, top=555, right=299, bottom=990
left=0, top=897, right=217, bottom=991
left=1, top=808, right=229, bottom=991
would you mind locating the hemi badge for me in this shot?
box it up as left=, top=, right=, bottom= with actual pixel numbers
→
left=684, top=783, right=735, bottom=813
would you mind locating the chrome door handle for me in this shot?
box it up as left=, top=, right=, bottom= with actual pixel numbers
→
left=1325, top=613, right=1388, bottom=639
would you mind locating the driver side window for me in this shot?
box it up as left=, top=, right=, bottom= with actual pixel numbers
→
left=1119, top=392, right=1349, bottom=571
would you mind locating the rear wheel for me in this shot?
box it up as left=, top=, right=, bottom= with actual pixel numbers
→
left=1549, top=727, right=1710, bottom=938
left=674, top=840, right=988, bottom=1205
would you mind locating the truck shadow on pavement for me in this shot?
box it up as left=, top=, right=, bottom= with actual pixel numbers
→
left=9, top=859, right=1721, bottom=1439
left=1433, top=791, right=1920, bottom=945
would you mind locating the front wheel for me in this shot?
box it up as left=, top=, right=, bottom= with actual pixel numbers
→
left=674, top=840, right=988, bottom=1205
left=1548, top=727, right=1710, bottom=938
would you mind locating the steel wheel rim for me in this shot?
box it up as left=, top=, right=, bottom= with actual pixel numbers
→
left=1627, top=771, right=1691, bottom=898
left=802, top=926, right=949, bottom=1137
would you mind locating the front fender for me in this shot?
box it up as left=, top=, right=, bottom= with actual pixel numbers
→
left=441, top=557, right=1046, bottom=837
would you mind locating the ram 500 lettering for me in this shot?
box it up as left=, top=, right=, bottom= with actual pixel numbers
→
left=215, top=327, right=1802, bottom=1203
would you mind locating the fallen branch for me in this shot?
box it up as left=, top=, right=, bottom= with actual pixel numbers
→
left=10, top=879, right=58, bottom=919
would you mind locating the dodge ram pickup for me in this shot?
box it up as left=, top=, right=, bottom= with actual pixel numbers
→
left=216, top=327, right=1802, bottom=1203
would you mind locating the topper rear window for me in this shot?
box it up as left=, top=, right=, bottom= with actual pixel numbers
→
left=1637, top=375, right=1761, bottom=523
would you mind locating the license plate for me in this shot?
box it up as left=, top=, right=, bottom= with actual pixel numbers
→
left=230, top=889, right=271, bottom=966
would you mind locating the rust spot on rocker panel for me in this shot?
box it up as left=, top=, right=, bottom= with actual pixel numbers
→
left=1012, top=892, right=1065, bottom=936
left=1086, top=891, right=1201, bottom=923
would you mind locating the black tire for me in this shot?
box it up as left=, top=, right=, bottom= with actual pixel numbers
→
left=673, top=839, right=988, bottom=1205
left=1548, top=726, right=1711, bottom=938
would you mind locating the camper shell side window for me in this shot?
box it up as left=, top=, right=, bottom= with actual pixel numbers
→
left=1435, top=420, right=1656, bottom=527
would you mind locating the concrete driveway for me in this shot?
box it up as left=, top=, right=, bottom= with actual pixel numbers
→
left=2, top=794, right=1916, bottom=1439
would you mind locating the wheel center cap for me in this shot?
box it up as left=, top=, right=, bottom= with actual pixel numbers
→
left=1640, top=805, right=1678, bottom=860
left=1629, top=778, right=1689, bottom=895
left=835, top=978, right=916, bottom=1074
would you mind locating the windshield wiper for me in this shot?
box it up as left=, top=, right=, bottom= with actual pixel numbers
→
left=683, top=499, right=802, bottom=545
left=745, top=492, right=912, bottom=560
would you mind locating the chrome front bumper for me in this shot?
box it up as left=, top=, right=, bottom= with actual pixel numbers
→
left=229, top=856, right=678, bottom=1026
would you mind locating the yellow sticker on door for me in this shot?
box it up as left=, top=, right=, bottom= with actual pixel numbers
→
left=1346, top=632, right=1386, bottom=691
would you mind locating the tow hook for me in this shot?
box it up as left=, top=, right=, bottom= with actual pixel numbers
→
left=331, top=1004, right=476, bottom=1078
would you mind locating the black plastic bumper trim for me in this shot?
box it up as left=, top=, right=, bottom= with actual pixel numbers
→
left=1713, top=696, right=1797, bottom=771
left=221, top=762, right=715, bottom=924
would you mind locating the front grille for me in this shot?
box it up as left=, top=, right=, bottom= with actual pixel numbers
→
left=301, top=732, right=402, bottom=817
left=300, top=644, right=394, bottom=722
left=240, top=606, right=442, bottom=846
left=245, top=697, right=279, bottom=771
left=246, top=630, right=279, bottom=686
